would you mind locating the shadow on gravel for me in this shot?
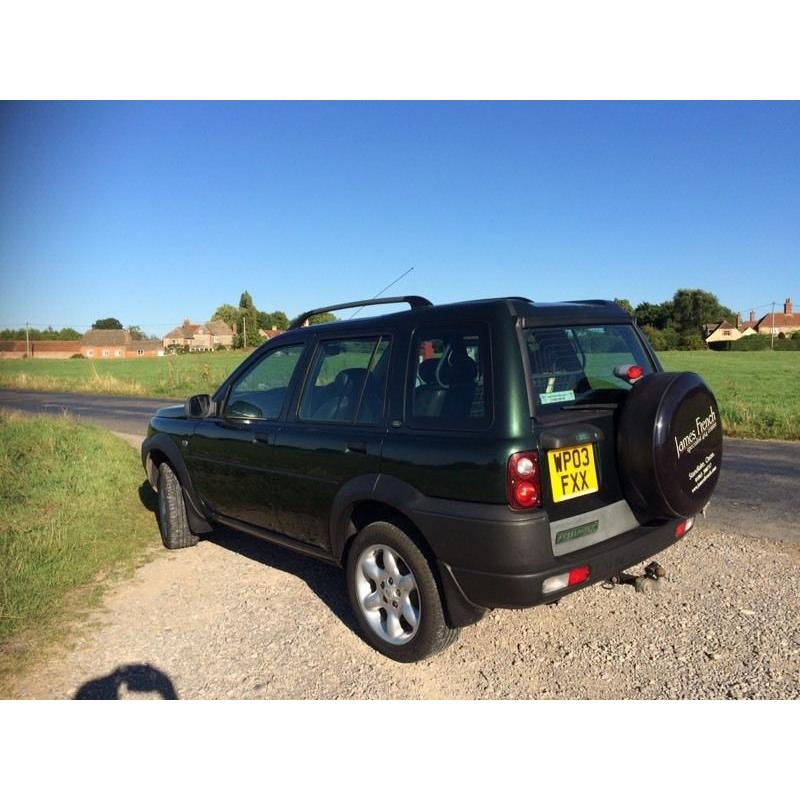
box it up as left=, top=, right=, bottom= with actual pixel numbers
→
left=74, top=663, right=178, bottom=699
left=133, top=485, right=359, bottom=636
left=203, top=526, right=359, bottom=636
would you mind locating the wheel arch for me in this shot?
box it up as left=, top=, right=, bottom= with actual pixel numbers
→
left=142, top=432, right=213, bottom=534
left=330, top=475, right=486, bottom=629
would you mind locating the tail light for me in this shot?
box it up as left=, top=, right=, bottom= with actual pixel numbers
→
left=508, top=451, right=541, bottom=510
left=675, top=517, right=694, bottom=538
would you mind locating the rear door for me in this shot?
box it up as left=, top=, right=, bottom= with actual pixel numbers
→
left=524, top=324, right=657, bottom=554
left=270, top=334, right=391, bottom=550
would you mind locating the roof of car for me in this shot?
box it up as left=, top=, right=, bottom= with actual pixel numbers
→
left=288, top=296, right=631, bottom=337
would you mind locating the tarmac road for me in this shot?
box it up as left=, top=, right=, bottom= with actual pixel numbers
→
left=1, top=388, right=798, bottom=544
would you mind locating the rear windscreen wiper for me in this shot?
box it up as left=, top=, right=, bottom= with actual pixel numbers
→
left=560, top=403, right=619, bottom=410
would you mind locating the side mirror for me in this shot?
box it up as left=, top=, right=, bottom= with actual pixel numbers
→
left=184, top=394, right=213, bottom=418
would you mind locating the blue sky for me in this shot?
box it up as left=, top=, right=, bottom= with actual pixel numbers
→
left=1, top=101, right=798, bottom=336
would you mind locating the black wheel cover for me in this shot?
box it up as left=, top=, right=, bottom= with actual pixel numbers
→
left=617, top=372, right=723, bottom=519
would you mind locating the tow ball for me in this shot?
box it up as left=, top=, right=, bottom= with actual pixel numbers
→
left=602, top=561, right=666, bottom=593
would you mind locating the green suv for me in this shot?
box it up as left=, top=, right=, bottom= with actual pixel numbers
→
left=142, top=296, right=723, bottom=661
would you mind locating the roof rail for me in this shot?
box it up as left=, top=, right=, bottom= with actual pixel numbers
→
left=288, top=295, right=433, bottom=330
left=571, top=299, right=619, bottom=308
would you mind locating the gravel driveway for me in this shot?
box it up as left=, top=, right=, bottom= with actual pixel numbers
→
left=10, top=518, right=799, bottom=699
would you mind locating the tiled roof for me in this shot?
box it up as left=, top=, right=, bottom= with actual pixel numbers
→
left=82, top=329, right=130, bottom=346
left=757, top=312, right=800, bottom=329
left=207, top=319, right=234, bottom=336
left=0, top=340, right=81, bottom=353
left=127, top=339, right=163, bottom=352
left=165, top=319, right=234, bottom=340
left=31, top=340, right=81, bottom=352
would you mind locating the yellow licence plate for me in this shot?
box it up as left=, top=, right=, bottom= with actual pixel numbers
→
left=547, top=444, right=599, bottom=503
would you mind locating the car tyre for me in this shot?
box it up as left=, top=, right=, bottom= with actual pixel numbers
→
left=346, top=520, right=458, bottom=662
left=156, top=462, right=199, bottom=550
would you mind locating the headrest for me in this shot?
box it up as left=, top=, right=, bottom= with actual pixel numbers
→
left=441, top=352, right=478, bottom=385
left=531, top=330, right=581, bottom=372
left=418, top=358, right=439, bottom=385
left=334, top=368, right=368, bottom=394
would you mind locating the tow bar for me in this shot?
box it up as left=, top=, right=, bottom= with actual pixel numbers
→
left=602, top=561, right=666, bottom=593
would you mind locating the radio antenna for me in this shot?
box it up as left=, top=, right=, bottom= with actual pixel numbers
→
left=348, top=267, right=415, bottom=319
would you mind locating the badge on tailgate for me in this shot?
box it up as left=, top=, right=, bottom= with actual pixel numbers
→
left=547, top=444, right=599, bottom=503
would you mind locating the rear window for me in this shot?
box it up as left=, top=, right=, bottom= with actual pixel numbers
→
left=525, top=324, right=654, bottom=411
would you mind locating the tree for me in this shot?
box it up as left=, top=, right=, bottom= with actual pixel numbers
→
left=237, top=290, right=260, bottom=348
left=128, top=325, right=146, bottom=341
left=613, top=298, right=634, bottom=316
left=671, top=289, right=734, bottom=337
left=93, top=317, right=123, bottom=330
left=640, top=324, right=667, bottom=351
left=270, top=310, right=290, bottom=330
left=634, top=301, right=674, bottom=329
left=257, top=309, right=290, bottom=331
left=308, top=311, right=338, bottom=325
left=1, top=326, right=80, bottom=340
left=661, top=325, right=680, bottom=350
left=212, top=304, right=239, bottom=330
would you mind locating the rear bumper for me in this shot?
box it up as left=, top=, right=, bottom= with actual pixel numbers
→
left=442, top=518, right=685, bottom=609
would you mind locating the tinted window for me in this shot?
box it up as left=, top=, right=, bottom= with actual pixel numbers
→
left=525, top=324, right=654, bottom=411
left=409, top=325, right=489, bottom=428
left=225, top=344, right=305, bottom=420
left=299, top=337, right=389, bottom=424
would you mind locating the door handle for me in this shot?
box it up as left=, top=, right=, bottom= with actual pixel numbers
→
left=346, top=441, right=368, bottom=454
left=252, top=432, right=274, bottom=445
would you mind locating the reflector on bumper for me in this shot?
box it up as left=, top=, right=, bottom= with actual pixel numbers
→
left=542, top=565, right=591, bottom=595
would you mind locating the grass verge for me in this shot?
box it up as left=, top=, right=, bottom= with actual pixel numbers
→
left=0, top=412, right=159, bottom=692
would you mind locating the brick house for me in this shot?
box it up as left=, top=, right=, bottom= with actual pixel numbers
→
left=737, top=310, right=759, bottom=337
left=81, top=329, right=130, bottom=358
left=756, top=298, right=799, bottom=336
left=0, top=340, right=81, bottom=359
left=258, top=327, right=284, bottom=341
left=163, top=319, right=235, bottom=351
left=126, top=338, right=165, bottom=358
left=702, top=319, right=741, bottom=345
left=703, top=297, right=799, bottom=347
left=0, top=330, right=163, bottom=360
left=81, top=329, right=164, bottom=358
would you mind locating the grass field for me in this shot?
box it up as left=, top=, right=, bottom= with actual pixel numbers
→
left=0, top=413, right=159, bottom=689
left=659, top=351, right=799, bottom=441
left=0, top=349, right=798, bottom=440
left=0, top=350, right=247, bottom=398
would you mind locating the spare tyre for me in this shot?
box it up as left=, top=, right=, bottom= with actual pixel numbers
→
left=617, top=372, right=723, bottom=519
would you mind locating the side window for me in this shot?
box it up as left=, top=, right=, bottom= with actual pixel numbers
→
left=225, top=344, right=305, bottom=420
left=409, top=325, right=490, bottom=428
left=299, top=337, right=389, bottom=424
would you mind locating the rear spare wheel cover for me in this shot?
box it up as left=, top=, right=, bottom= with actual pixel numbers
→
left=617, top=372, right=723, bottom=518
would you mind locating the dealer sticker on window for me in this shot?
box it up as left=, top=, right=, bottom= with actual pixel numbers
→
left=538, top=390, right=575, bottom=405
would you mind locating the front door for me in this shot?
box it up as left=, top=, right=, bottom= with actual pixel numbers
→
left=187, top=341, right=307, bottom=531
